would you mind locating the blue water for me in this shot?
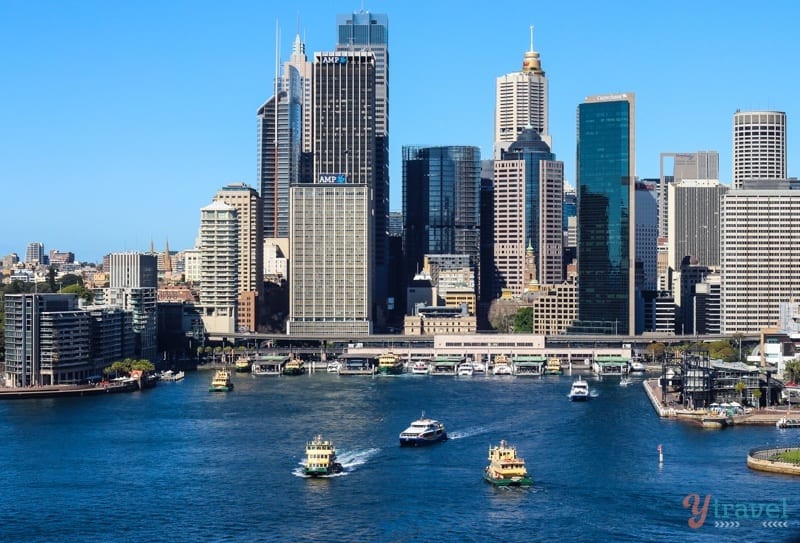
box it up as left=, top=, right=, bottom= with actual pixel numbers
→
left=2, top=371, right=799, bottom=543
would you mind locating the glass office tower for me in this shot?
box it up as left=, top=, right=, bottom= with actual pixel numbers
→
left=575, top=94, right=635, bottom=335
left=402, top=145, right=481, bottom=291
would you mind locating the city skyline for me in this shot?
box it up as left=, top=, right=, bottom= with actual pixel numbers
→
left=2, top=0, right=799, bottom=262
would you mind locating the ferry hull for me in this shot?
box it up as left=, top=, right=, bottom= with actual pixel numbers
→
left=399, top=433, right=448, bottom=447
left=303, top=463, right=342, bottom=477
left=378, top=365, right=404, bottom=375
left=483, top=473, right=532, bottom=487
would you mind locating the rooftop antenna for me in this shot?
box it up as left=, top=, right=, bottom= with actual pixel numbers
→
left=274, top=19, right=280, bottom=147
left=530, top=25, right=534, bottom=52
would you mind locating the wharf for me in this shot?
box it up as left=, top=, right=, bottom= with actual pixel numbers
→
left=0, top=382, right=136, bottom=400
left=643, top=378, right=794, bottom=427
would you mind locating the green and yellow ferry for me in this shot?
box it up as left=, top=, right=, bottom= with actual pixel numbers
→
left=483, top=440, right=532, bottom=487
left=283, top=359, right=306, bottom=376
left=377, top=352, right=404, bottom=375
left=302, top=435, right=343, bottom=477
left=208, top=369, right=234, bottom=392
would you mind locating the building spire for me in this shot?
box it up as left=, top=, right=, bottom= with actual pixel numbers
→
left=530, top=25, right=534, bottom=53
left=522, top=25, right=544, bottom=75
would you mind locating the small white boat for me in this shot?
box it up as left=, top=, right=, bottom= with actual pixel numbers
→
left=630, top=359, right=646, bottom=372
left=160, top=370, right=185, bottom=382
left=410, top=361, right=430, bottom=375
left=326, top=361, right=341, bottom=373
left=619, top=377, right=631, bottom=387
left=568, top=378, right=590, bottom=401
left=472, top=361, right=486, bottom=374
left=458, top=363, right=474, bottom=376
left=776, top=417, right=800, bottom=429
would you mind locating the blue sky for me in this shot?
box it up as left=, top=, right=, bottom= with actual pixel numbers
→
left=1, top=0, right=798, bottom=263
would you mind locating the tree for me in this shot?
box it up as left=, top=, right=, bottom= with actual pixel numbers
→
left=61, top=284, right=94, bottom=304
left=752, top=389, right=762, bottom=409
left=513, top=308, right=533, bottom=333
left=59, top=274, right=83, bottom=288
left=734, top=381, right=746, bottom=404
left=784, top=360, right=800, bottom=384
left=646, top=342, right=665, bottom=363
left=47, top=265, right=57, bottom=292
left=131, top=359, right=155, bottom=373
left=707, top=340, right=735, bottom=362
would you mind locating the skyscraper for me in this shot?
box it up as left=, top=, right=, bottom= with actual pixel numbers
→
left=721, top=181, right=800, bottom=333
left=288, top=183, right=372, bottom=336
left=402, top=146, right=481, bottom=294
left=257, top=37, right=304, bottom=239
left=733, top=110, right=787, bottom=189
left=575, top=93, right=636, bottom=335
left=198, top=201, right=239, bottom=335
left=667, top=179, right=727, bottom=271
left=494, top=27, right=548, bottom=157
left=213, top=183, right=263, bottom=333
left=493, top=128, right=563, bottom=297
left=335, top=12, right=390, bottom=325
left=658, top=151, right=719, bottom=238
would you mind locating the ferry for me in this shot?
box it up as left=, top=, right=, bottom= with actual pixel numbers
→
left=568, top=378, right=590, bottom=401
left=283, top=359, right=306, bottom=376
left=399, top=413, right=448, bottom=446
left=483, top=440, right=532, bottom=487
left=234, top=356, right=252, bottom=373
left=544, top=358, right=563, bottom=375
left=208, top=369, right=234, bottom=392
left=492, top=354, right=513, bottom=376
left=377, top=352, right=404, bottom=375
left=302, top=435, right=343, bottom=477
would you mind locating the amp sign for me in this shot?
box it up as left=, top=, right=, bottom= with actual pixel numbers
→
left=318, top=173, right=348, bottom=184
left=319, top=55, right=348, bottom=65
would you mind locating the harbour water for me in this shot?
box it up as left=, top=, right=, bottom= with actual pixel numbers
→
left=2, top=370, right=800, bottom=542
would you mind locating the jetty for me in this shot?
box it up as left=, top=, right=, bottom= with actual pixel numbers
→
left=0, top=381, right=138, bottom=400
left=643, top=378, right=793, bottom=427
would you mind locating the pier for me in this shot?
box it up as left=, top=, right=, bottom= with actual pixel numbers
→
left=642, top=378, right=795, bottom=427
left=0, top=382, right=138, bottom=400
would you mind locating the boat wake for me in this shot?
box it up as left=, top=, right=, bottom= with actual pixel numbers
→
left=338, top=447, right=380, bottom=470
left=293, top=447, right=381, bottom=478
left=449, top=425, right=495, bottom=440
left=590, top=389, right=600, bottom=398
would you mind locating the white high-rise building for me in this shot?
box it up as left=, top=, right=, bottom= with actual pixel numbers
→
left=199, top=200, right=239, bottom=335
left=288, top=184, right=372, bottom=336
left=733, top=110, right=787, bottom=189
left=213, top=183, right=263, bottom=333
left=721, top=183, right=800, bottom=333
left=494, top=27, right=548, bottom=158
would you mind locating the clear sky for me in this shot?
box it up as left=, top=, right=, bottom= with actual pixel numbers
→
left=2, top=0, right=798, bottom=263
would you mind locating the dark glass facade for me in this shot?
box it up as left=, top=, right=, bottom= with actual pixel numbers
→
left=402, top=146, right=481, bottom=287
left=576, top=98, right=633, bottom=335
